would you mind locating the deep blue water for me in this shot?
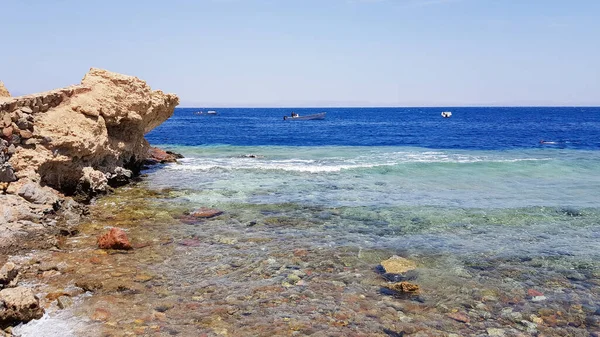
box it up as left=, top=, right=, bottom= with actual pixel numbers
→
left=147, top=107, right=600, bottom=150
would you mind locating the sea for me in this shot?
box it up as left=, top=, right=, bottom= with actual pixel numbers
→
left=15, top=107, right=600, bottom=337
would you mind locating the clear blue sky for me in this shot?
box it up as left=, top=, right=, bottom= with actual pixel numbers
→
left=1, top=0, right=599, bottom=107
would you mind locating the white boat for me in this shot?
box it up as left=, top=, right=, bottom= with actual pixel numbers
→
left=195, top=110, right=217, bottom=116
left=283, top=112, right=326, bottom=121
left=441, top=111, right=452, bottom=118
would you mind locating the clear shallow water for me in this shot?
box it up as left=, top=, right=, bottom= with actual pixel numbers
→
left=20, top=107, right=600, bottom=336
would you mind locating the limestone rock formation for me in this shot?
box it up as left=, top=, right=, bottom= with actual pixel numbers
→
left=0, top=82, right=9, bottom=98
left=0, top=68, right=178, bottom=196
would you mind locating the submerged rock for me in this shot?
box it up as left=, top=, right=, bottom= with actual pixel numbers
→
left=190, top=207, right=223, bottom=218
left=0, top=287, right=44, bottom=324
left=385, top=281, right=420, bottom=294
left=97, top=227, right=132, bottom=250
left=380, top=255, right=417, bottom=274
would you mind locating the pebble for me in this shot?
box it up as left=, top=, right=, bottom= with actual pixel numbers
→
left=486, top=328, right=505, bottom=336
left=57, top=296, right=73, bottom=309
left=447, top=312, right=470, bottom=323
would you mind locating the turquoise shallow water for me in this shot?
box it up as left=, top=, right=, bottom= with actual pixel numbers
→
left=145, top=145, right=600, bottom=260
left=149, top=145, right=600, bottom=208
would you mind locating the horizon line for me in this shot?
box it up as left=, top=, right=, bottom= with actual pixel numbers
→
left=178, top=105, right=600, bottom=108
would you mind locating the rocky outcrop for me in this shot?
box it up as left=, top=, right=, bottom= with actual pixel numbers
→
left=0, top=68, right=178, bottom=196
left=0, top=82, right=9, bottom=98
left=0, top=68, right=178, bottom=253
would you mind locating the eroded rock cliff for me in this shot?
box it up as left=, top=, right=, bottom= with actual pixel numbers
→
left=0, top=68, right=178, bottom=196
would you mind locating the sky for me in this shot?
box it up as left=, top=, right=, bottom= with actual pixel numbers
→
left=1, top=0, right=599, bottom=107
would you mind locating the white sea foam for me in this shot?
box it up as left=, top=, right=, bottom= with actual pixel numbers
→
left=11, top=313, right=89, bottom=337
left=167, top=150, right=551, bottom=173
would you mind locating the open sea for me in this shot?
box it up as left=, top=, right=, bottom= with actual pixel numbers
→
left=16, top=107, right=600, bottom=337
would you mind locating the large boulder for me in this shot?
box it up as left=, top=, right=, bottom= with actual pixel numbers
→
left=0, top=286, right=44, bottom=324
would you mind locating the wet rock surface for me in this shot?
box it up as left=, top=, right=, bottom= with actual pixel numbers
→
left=97, top=228, right=133, bottom=250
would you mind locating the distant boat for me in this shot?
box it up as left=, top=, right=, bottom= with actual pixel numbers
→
left=441, top=111, right=452, bottom=118
left=194, top=110, right=217, bottom=116
left=283, top=112, right=326, bottom=121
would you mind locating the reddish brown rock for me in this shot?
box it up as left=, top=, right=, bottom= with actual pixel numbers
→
left=527, top=289, right=544, bottom=297
left=2, top=126, right=12, bottom=138
left=147, top=147, right=181, bottom=164
left=447, top=312, right=470, bottom=323
left=97, top=227, right=132, bottom=250
left=190, top=207, right=223, bottom=218
left=19, top=130, right=33, bottom=139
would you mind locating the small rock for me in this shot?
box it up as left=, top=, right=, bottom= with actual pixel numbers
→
left=38, top=262, right=59, bottom=272
left=57, top=296, right=73, bottom=309
left=486, top=328, right=505, bottom=336
left=527, top=289, right=543, bottom=297
left=1, top=127, right=12, bottom=138
left=75, top=279, right=103, bottom=292
left=530, top=295, right=546, bottom=302
left=22, top=138, right=39, bottom=146
left=0, top=262, right=19, bottom=288
left=146, top=147, right=181, bottom=164
left=530, top=314, right=543, bottom=324
left=380, top=256, right=417, bottom=274
left=97, top=227, right=132, bottom=250
left=91, top=308, right=111, bottom=321
left=287, top=274, right=301, bottom=284
left=0, top=163, right=16, bottom=183
left=447, top=312, right=470, bottom=323
left=190, top=207, right=223, bottom=218
left=385, top=281, right=420, bottom=294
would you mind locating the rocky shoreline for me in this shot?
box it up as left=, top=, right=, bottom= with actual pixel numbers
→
left=0, top=69, right=179, bottom=331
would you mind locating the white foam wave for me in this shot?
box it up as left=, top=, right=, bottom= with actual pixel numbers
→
left=168, top=152, right=551, bottom=173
